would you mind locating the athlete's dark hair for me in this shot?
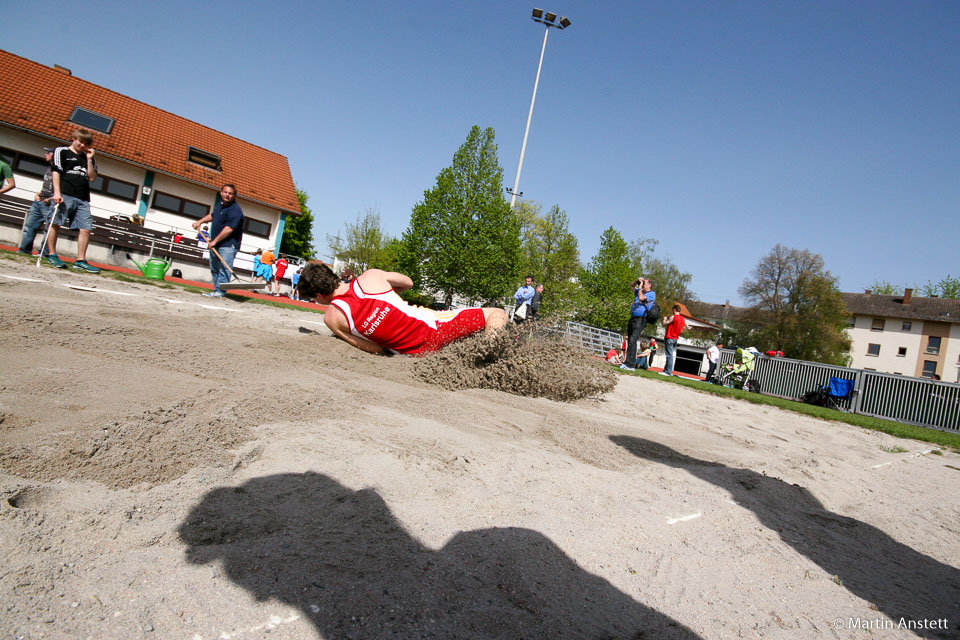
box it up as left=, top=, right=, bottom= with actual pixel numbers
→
left=221, top=183, right=237, bottom=194
left=298, top=262, right=341, bottom=300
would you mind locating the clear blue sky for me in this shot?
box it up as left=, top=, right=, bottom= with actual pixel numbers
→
left=4, top=0, right=958, bottom=304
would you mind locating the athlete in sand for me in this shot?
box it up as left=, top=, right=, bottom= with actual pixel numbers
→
left=298, top=263, right=507, bottom=355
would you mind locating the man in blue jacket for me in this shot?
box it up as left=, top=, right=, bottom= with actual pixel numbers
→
left=513, top=275, right=536, bottom=323
left=192, top=184, right=244, bottom=298
left=620, top=277, right=656, bottom=371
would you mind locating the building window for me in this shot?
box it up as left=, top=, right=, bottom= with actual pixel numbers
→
left=244, top=217, right=271, bottom=238
left=871, top=318, right=884, bottom=331
left=897, top=347, right=907, bottom=357
left=0, top=146, right=50, bottom=178
left=187, top=147, right=222, bottom=171
left=90, top=174, right=139, bottom=203
left=151, top=191, right=210, bottom=219
left=922, top=361, right=937, bottom=378
left=926, top=336, right=941, bottom=355
left=68, top=106, right=115, bottom=135
left=867, top=343, right=880, bottom=356
left=847, top=317, right=855, bottom=328
left=902, top=321, right=911, bottom=331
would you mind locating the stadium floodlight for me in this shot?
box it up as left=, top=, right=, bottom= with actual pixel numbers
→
left=509, top=9, right=572, bottom=208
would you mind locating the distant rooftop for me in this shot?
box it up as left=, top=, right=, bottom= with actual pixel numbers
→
left=841, top=292, right=960, bottom=324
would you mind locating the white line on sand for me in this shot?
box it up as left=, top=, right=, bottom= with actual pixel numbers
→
left=190, top=613, right=301, bottom=640
left=301, top=319, right=325, bottom=325
left=0, top=273, right=47, bottom=283
left=61, top=283, right=138, bottom=296
left=197, top=303, right=247, bottom=312
left=870, top=448, right=935, bottom=469
left=667, top=512, right=702, bottom=525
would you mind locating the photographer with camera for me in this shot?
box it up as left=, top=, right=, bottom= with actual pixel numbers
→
left=620, top=277, right=656, bottom=371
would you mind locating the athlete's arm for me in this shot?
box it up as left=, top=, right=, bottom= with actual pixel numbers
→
left=324, top=307, right=386, bottom=355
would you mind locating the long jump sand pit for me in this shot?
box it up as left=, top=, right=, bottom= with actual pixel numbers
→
left=1, top=256, right=958, bottom=639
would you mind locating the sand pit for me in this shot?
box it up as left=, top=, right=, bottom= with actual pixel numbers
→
left=1, top=255, right=958, bottom=639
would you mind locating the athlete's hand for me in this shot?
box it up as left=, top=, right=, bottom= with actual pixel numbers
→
left=86, top=148, right=95, bottom=160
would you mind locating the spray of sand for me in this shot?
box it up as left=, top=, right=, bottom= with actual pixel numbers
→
left=412, top=327, right=616, bottom=402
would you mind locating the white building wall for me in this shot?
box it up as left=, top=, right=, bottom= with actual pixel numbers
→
left=847, top=316, right=924, bottom=375
left=946, top=325, right=960, bottom=383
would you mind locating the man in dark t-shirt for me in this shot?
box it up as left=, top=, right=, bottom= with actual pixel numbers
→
left=192, top=184, right=244, bottom=297
left=18, top=147, right=55, bottom=256
left=46, top=128, right=101, bottom=272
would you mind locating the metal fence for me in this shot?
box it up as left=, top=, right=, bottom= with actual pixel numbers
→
left=719, top=349, right=960, bottom=432
left=558, top=322, right=959, bottom=432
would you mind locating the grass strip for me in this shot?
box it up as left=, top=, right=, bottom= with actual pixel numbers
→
left=615, top=367, right=960, bottom=450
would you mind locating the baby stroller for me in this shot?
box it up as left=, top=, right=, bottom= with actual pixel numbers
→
left=715, top=347, right=761, bottom=392
left=803, top=377, right=855, bottom=411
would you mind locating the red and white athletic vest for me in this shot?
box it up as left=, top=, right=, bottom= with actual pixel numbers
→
left=329, top=280, right=438, bottom=354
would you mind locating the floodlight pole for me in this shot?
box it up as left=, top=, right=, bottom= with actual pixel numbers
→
left=509, top=25, right=551, bottom=209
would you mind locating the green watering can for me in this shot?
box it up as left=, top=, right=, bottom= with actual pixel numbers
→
left=126, top=253, right=172, bottom=280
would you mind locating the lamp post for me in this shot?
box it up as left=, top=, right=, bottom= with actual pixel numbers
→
left=508, top=8, right=571, bottom=208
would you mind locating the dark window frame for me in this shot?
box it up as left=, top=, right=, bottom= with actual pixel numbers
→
left=870, top=318, right=884, bottom=332
left=150, top=190, right=210, bottom=220
left=921, top=361, right=937, bottom=378
left=897, top=347, right=907, bottom=357
left=68, top=106, right=115, bottom=135
left=866, top=343, right=880, bottom=357
left=90, top=174, right=140, bottom=203
left=902, top=321, right=912, bottom=331
left=926, top=336, right=941, bottom=355
left=0, top=146, right=51, bottom=178
left=243, top=217, right=271, bottom=239
left=187, top=146, right=222, bottom=171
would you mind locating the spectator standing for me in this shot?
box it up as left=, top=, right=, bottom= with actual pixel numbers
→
left=261, top=247, right=276, bottom=288
left=621, top=278, right=656, bottom=371
left=705, top=342, right=723, bottom=383
left=45, top=129, right=101, bottom=272
left=529, top=284, right=544, bottom=320
left=273, top=254, right=289, bottom=296
left=290, top=267, right=302, bottom=300
left=17, top=147, right=55, bottom=256
left=513, top=276, right=535, bottom=323
left=660, top=304, right=687, bottom=376
left=191, top=184, right=244, bottom=298
left=0, top=158, right=15, bottom=195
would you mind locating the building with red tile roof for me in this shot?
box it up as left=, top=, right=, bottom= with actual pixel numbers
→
left=0, top=49, right=298, bottom=216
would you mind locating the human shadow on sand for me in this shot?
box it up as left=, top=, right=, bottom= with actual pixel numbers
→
left=178, top=472, right=699, bottom=639
left=610, top=436, right=960, bottom=638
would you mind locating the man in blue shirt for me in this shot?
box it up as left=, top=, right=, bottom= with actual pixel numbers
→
left=192, top=184, right=244, bottom=298
left=620, top=278, right=656, bottom=371
left=513, top=275, right=536, bottom=323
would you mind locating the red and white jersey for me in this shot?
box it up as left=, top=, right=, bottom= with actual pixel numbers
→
left=330, top=279, right=440, bottom=354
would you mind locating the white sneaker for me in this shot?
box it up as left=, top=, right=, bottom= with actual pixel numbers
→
left=658, top=371, right=672, bottom=376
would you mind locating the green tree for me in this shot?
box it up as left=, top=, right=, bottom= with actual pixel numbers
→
left=739, top=244, right=851, bottom=365
left=326, top=208, right=395, bottom=274
left=400, top=126, right=520, bottom=306
left=280, top=188, right=317, bottom=259
left=576, top=227, right=633, bottom=332
left=864, top=280, right=901, bottom=295
left=920, top=275, right=960, bottom=299
left=516, top=201, right=580, bottom=317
